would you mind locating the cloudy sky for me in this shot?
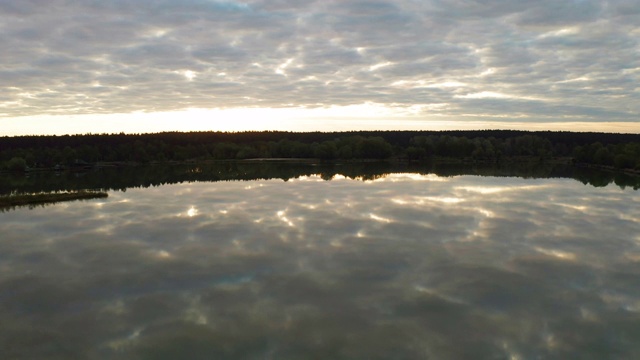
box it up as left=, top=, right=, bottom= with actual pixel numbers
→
left=1, top=0, right=639, bottom=135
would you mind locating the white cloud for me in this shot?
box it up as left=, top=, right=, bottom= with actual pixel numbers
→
left=0, top=0, right=638, bottom=132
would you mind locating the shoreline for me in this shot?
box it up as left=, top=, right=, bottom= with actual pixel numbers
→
left=2, top=156, right=574, bottom=172
left=0, top=191, right=108, bottom=210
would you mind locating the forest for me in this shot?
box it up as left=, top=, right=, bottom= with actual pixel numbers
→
left=1, top=130, right=639, bottom=172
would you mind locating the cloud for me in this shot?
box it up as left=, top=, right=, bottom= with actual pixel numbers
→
left=0, top=0, right=638, bottom=125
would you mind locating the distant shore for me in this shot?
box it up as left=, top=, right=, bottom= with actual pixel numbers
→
left=1, top=130, right=639, bottom=173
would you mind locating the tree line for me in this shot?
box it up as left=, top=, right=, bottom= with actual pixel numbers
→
left=1, top=130, right=639, bottom=171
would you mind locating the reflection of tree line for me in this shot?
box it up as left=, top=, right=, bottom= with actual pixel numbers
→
left=1, top=130, right=639, bottom=171
left=1, top=161, right=638, bottom=196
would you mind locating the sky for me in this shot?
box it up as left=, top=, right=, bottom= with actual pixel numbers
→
left=1, top=0, right=639, bottom=136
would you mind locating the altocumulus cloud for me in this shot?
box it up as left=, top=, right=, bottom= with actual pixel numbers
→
left=0, top=0, right=638, bottom=124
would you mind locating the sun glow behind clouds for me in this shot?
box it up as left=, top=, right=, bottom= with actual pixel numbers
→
left=2, top=105, right=640, bottom=136
left=1, top=105, right=413, bottom=135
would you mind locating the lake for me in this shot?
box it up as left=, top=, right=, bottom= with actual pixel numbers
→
left=1, top=163, right=640, bottom=359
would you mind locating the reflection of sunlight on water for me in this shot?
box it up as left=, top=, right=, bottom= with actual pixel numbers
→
left=105, top=329, right=142, bottom=352
left=294, top=175, right=324, bottom=182
left=373, top=173, right=449, bottom=182
left=500, top=341, right=523, bottom=360
left=95, top=224, right=115, bottom=235
left=580, top=307, right=599, bottom=322
left=187, top=206, right=198, bottom=217
left=620, top=214, right=640, bottom=223
left=414, top=285, right=466, bottom=304
left=185, top=307, right=208, bottom=325
left=369, top=213, right=392, bottom=223
left=332, top=173, right=446, bottom=182
left=392, top=196, right=464, bottom=205
left=542, top=325, right=559, bottom=351
left=129, top=328, right=142, bottom=339
left=149, top=249, right=172, bottom=259
left=477, top=208, right=494, bottom=217
left=457, top=186, right=510, bottom=194
left=232, top=239, right=245, bottom=251
left=464, top=230, right=482, bottom=242
left=456, top=185, right=547, bottom=194
left=534, top=247, right=576, bottom=261
left=423, top=196, right=464, bottom=204
left=277, top=210, right=295, bottom=227
left=556, top=203, right=588, bottom=212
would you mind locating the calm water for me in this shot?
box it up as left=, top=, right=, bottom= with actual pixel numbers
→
left=1, top=166, right=640, bottom=359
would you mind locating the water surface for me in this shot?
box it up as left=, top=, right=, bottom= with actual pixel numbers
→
left=1, top=167, right=640, bottom=359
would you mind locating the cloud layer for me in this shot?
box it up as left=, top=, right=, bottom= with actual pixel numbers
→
left=1, top=0, right=638, bottom=125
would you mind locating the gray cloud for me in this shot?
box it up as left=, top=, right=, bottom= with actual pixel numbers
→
left=0, top=0, right=638, bottom=124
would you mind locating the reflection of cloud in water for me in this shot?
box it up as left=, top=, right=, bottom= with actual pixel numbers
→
left=534, top=247, right=577, bottom=261
left=456, top=184, right=549, bottom=194
left=369, top=213, right=392, bottom=223
left=1, top=173, right=640, bottom=358
left=600, top=291, right=640, bottom=312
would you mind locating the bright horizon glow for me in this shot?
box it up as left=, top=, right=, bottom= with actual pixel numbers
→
left=2, top=105, right=639, bottom=136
